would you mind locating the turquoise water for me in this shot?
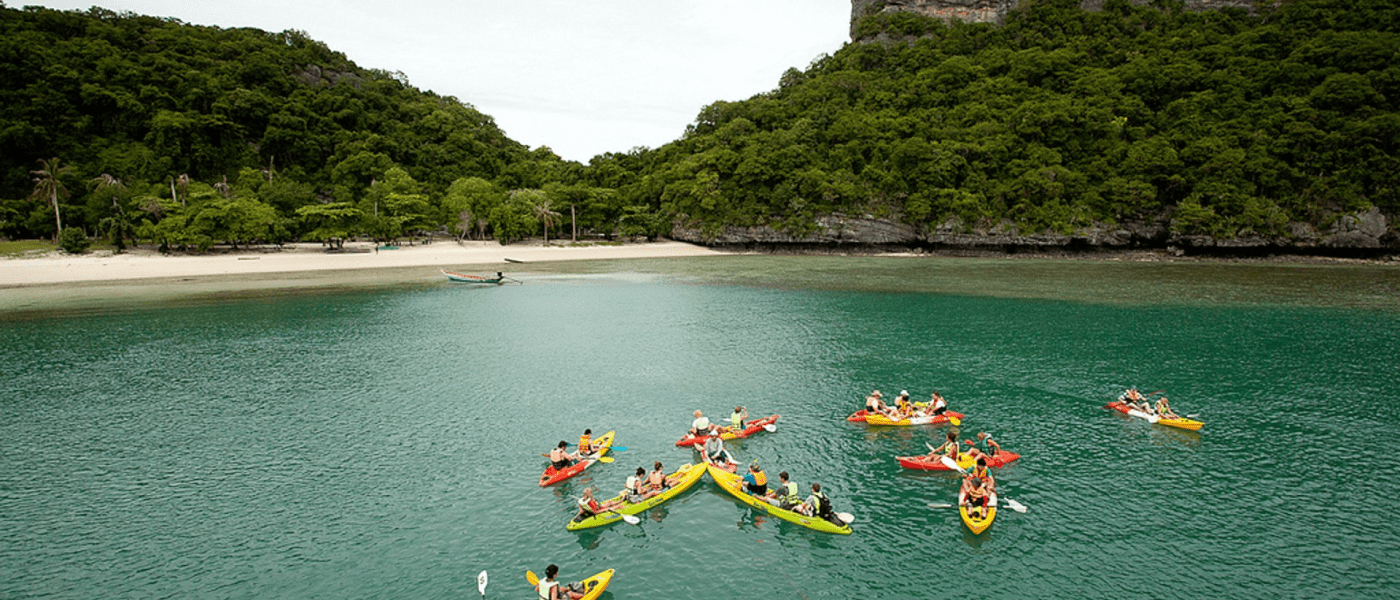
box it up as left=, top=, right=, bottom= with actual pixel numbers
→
left=2, top=256, right=1399, bottom=599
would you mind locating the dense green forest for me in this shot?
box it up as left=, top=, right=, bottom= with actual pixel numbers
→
left=623, top=0, right=1399, bottom=243
left=2, top=0, right=1397, bottom=251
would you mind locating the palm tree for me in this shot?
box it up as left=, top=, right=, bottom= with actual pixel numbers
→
left=531, top=197, right=561, bottom=244
left=29, top=157, right=71, bottom=241
left=92, top=174, right=132, bottom=251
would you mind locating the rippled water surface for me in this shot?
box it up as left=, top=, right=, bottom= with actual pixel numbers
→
left=3, top=256, right=1399, bottom=599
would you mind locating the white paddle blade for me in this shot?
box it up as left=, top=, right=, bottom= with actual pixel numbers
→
left=926, top=442, right=938, bottom=453
left=621, top=514, right=641, bottom=525
left=1004, top=498, right=1028, bottom=513
left=836, top=512, right=855, bottom=524
left=939, top=456, right=968, bottom=474
left=763, top=424, right=777, bottom=432
left=477, top=570, right=488, bottom=595
left=927, top=503, right=955, bottom=509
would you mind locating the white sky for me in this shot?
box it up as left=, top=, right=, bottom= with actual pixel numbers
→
left=27, top=0, right=854, bottom=163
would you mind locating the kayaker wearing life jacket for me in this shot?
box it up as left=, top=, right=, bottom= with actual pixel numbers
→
left=865, top=390, right=883, bottom=413
left=743, top=462, right=768, bottom=495
left=964, top=432, right=1000, bottom=459
left=803, top=483, right=836, bottom=521
left=967, top=456, right=995, bottom=492
left=536, top=564, right=585, bottom=600
left=896, top=391, right=913, bottom=416
left=963, top=476, right=990, bottom=519
left=926, top=431, right=960, bottom=460
left=1155, top=396, right=1179, bottom=419
left=730, top=406, right=748, bottom=433
left=577, top=429, right=593, bottom=455
left=770, top=471, right=801, bottom=509
left=928, top=391, right=948, bottom=416
left=623, top=467, right=646, bottom=503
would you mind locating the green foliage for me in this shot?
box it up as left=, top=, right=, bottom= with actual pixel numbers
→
left=58, top=225, right=89, bottom=253
left=629, top=0, right=1400, bottom=241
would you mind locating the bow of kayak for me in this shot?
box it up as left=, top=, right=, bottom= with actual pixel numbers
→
left=705, top=463, right=852, bottom=535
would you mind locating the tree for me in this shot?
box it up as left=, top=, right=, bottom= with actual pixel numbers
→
left=511, top=189, right=557, bottom=243
left=29, top=157, right=71, bottom=240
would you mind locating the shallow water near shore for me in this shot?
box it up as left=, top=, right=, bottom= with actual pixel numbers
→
left=3, top=255, right=1398, bottom=599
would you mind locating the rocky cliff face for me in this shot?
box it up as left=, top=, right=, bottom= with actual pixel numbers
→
left=671, top=209, right=1399, bottom=257
left=851, top=0, right=1259, bottom=37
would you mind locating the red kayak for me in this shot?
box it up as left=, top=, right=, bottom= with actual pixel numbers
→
left=896, top=451, right=1021, bottom=471
left=539, top=430, right=615, bottom=487
left=675, top=414, right=779, bottom=447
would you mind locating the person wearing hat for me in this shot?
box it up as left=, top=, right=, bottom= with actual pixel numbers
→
left=702, top=434, right=736, bottom=470
left=864, top=390, right=883, bottom=414
left=1155, top=395, right=1180, bottom=419
left=895, top=391, right=913, bottom=417
left=742, top=461, right=768, bottom=495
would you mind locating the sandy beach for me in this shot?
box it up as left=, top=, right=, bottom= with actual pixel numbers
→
left=0, top=240, right=726, bottom=317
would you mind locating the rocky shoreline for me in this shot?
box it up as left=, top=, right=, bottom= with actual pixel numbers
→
left=673, top=209, right=1399, bottom=264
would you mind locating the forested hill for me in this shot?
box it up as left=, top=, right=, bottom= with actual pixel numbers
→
left=609, top=0, right=1399, bottom=253
left=1, top=4, right=608, bottom=248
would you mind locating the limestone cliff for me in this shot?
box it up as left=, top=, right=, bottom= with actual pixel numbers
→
left=851, top=0, right=1259, bottom=37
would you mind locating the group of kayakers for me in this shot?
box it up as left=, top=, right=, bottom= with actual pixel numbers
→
left=919, top=428, right=1002, bottom=519
left=1119, top=388, right=1180, bottom=418
left=684, top=407, right=749, bottom=439
left=865, top=389, right=950, bottom=419
left=573, top=460, right=683, bottom=521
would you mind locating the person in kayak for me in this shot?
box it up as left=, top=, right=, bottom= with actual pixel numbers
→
left=962, top=476, right=990, bottom=519
left=1155, top=396, right=1180, bottom=419
left=574, top=487, right=624, bottom=522
left=728, top=406, right=748, bottom=433
left=768, top=471, right=801, bottom=510
left=895, top=391, right=913, bottom=417
left=546, top=441, right=578, bottom=471
left=967, top=456, right=996, bottom=492
left=703, top=435, right=736, bottom=470
left=688, top=410, right=714, bottom=438
left=925, top=430, right=961, bottom=460
left=926, top=391, right=948, bottom=416
left=643, top=461, right=672, bottom=497
left=864, top=390, right=883, bottom=413
left=963, top=432, right=1000, bottom=459
left=801, top=483, right=837, bottom=522
left=535, top=564, right=586, bottom=600
left=623, top=467, right=647, bottom=503
left=743, top=462, right=768, bottom=495
left=577, top=429, right=593, bottom=455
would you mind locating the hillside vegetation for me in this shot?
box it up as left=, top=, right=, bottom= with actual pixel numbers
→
left=2, top=0, right=1397, bottom=252
left=603, top=0, right=1399, bottom=247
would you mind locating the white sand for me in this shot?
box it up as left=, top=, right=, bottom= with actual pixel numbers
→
left=0, top=240, right=724, bottom=287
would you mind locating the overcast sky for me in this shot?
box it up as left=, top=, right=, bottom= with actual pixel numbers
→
left=27, top=0, right=854, bottom=163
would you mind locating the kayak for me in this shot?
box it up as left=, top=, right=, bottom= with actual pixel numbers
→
left=896, top=451, right=1021, bottom=471
left=958, top=488, right=997, bottom=535
left=864, top=411, right=964, bottom=426
left=539, top=430, right=615, bottom=487
left=675, top=414, right=779, bottom=446
left=705, top=463, right=852, bottom=535
left=1105, top=401, right=1204, bottom=431
left=577, top=569, right=614, bottom=600
left=533, top=569, right=614, bottom=600
left=566, top=462, right=707, bottom=530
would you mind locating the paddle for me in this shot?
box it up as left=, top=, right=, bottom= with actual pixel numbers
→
left=929, top=498, right=1028, bottom=513
left=836, top=511, right=856, bottom=525
left=949, top=416, right=962, bottom=426
left=526, top=570, right=539, bottom=585
left=477, top=570, right=488, bottom=598
left=763, top=423, right=777, bottom=433
left=569, top=442, right=628, bottom=452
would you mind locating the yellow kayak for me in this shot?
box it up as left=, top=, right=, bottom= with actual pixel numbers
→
left=959, top=489, right=997, bottom=535
left=529, top=569, right=614, bottom=600
left=705, top=463, right=852, bottom=535
left=566, top=462, right=706, bottom=530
